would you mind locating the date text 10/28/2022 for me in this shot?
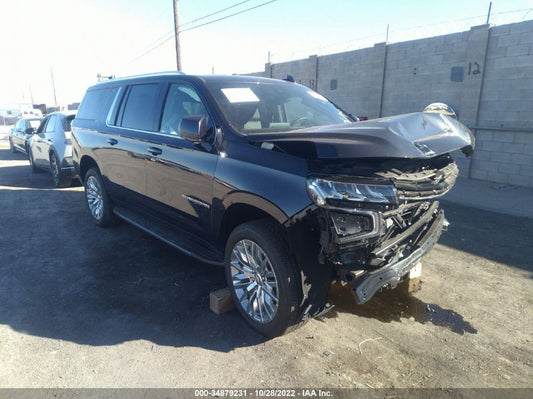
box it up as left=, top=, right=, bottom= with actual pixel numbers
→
left=194, top=389, right=334, bottom=398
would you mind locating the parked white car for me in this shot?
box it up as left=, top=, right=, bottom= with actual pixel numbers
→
left=28, top=111, right=77, bottom=188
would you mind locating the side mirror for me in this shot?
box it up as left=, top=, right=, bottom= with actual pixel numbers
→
left=179, top=115, right=207, bottom=142
left=423, top=102, right=457, bottom=119
left=25, top=127, right=35, bottom=134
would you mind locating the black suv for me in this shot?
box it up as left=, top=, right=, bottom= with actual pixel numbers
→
left=72, top=72, right=474, bottom=337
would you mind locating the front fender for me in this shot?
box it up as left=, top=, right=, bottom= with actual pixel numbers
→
left=220, top=191, right=288, bottom=225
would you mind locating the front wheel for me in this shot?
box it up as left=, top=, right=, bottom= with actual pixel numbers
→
left=225, top=220, right=303, bottom=337
left=84, top=167, right=117, bottom=227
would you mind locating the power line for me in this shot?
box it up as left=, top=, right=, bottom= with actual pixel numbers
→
left=180, top=0, right=277, bottom=33
left=269, top=7, right=533, bottom=64
left=130, top=0, right=278, bottom=62
left=180, top=0, right=253, bottom=27
left=135, top=0, right=254, bottom=55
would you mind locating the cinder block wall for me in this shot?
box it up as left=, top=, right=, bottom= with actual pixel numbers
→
left=250, top=20, right=533, bottom=187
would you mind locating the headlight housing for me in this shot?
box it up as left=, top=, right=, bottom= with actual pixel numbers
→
left=307, top=177, right=398, bottom=208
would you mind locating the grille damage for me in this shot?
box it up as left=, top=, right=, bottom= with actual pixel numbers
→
left=315, top=154, right=456, bottom=282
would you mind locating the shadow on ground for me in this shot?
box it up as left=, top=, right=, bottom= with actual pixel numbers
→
left=0, top=145, right=528, bottom=351
left=0, top=186, right=265, bottom=351
left=439, top=200, right=533, bottom=274
left=323, top=283, right=478, bottom=335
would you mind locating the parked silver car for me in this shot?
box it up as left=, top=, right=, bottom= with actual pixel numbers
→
left=28, top=111, right=77, bottom=188
left=8, top=117, right=43, bottom=154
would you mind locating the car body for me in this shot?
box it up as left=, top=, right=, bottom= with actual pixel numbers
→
left=28, top=110, right=77, bottom=187
left=8, top=117, right=43, bottom=154
left=71, top=72, right=474, bottom=337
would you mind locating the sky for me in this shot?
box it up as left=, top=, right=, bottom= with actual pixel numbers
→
left=0, top=0, right=532, bottom=107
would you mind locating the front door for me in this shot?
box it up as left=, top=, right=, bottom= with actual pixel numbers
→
left=145, top=82, right=218, bottom=235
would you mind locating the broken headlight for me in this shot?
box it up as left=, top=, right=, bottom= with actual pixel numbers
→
left=307, top=177, right=398, bottom=207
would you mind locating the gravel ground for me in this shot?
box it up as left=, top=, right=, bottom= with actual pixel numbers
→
left=0, top=141, right=531, bottom=390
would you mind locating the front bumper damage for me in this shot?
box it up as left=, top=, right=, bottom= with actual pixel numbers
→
left=290, top=155, right=462, bottom=317
left=351, top=208, right=447, bottom=303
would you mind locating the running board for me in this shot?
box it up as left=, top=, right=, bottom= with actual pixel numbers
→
left=113, top=206, right=224, bottom=266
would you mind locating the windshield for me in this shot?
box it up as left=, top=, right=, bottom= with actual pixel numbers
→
left=205, top=80, right=353, bottom=134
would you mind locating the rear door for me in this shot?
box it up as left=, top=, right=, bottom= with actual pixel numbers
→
left=144, top=81, right=219, bottom=235
left=99, top=82, right=165, bottom=204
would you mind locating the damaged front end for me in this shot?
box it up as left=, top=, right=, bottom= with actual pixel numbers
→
left=271, top=111, right=474, bottom=309
left=307, top=153, right=459, bottom=304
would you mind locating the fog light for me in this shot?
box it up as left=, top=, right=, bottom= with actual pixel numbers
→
left=331, top=212, right=372, bottom=236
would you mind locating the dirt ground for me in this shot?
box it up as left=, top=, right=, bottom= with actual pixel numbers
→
left=0, top=141, right=531, bottom=389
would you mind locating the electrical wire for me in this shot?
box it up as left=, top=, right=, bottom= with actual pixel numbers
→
left=180, top=0, right=277, bottom=33
left=180, top=0, right=253, bottom=27
left=130, top=0, right=278, bottom=62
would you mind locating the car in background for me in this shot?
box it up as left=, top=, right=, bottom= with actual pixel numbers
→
left=28, top=111, right=77, bottom=188
left=8, top=117, right=43, bottom=154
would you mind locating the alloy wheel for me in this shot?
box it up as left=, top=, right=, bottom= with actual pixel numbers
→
left=86, top=175, right=104, bottom=221
left=230, top=239, right=279, bottom=323
left=51, top=155, right=60, bottom=186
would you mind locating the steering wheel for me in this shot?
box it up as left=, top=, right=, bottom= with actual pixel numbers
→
left=290, top=116, right=313, bottom=128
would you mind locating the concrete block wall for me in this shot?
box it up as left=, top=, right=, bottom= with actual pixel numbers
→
left=249, top=20, right=533, bottom=187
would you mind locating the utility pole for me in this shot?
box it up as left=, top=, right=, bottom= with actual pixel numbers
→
left=173, top=0, right=182, bottom=71
left=29, top=84, right=34, bottom=105
left=50, top=67, right=58, bottom=106
left=486, top=2, right=493, bottom=24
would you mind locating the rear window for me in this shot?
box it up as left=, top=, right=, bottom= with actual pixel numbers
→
left=77, top=87, right=120, bottom=121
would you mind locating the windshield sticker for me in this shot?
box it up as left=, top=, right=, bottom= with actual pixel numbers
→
left=221, top=88, right=260, bottom=103
left=307, top=91, right=327, bottom=102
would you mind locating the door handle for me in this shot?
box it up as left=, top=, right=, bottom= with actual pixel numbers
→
left=147, top=147, right=162, bottom=156
left=47, top=139, right=53, bottom=143
left=107, top=138, right=118, bottom=146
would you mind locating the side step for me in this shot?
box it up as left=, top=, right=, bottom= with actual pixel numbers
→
left=114, top=206, right=224, bottom=265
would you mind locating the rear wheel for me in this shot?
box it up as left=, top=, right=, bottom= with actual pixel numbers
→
left=50, top=152, right=71, bottom=188
left=9, top=138, right=16, bottom=153
left=84, top=167, right=117, bottom=227
left=225, top=220, right=303, bottom=337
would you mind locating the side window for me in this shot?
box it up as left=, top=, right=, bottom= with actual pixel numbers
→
left=77, top=87, right=120, bottom=121
left=44, top=116, right=56, bottom=133
left=160, top=84, right=210, bottom=135
left=120, top=83, right=160, bottom=131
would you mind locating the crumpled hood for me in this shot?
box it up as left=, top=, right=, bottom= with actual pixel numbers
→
left=247, top=112, right=475, bottom=159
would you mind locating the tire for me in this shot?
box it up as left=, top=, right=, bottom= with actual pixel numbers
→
left=28, top=147, right=40, bottom=173
left=84, top=167, right=117, bottom=227
left=225, top=219, right=303, bottom=337
left=50, top=152, right=72, bottom=188
left=9, top=138, right=16, bottom=153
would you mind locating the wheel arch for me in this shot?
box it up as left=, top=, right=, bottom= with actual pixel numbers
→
left=219, top=202, right=285, bottom=247
left=78, top=155, right=100, bottom=182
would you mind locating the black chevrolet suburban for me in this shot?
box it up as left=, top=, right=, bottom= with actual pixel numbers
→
left=71, top=72, right=474, bottom=337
